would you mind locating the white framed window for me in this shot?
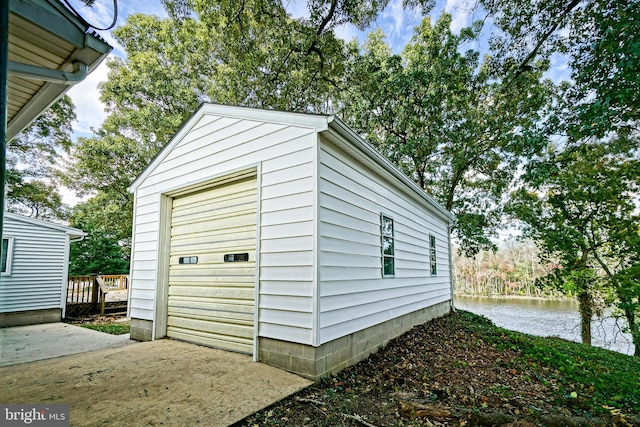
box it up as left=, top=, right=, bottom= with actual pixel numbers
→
left=381, top=214, right=394, bottom=277
left=2, top=236, right=15, bottom=276
left=429, top=235, right=437, bottom=276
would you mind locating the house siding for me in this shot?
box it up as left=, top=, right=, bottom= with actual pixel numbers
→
left=129, top=113, right=317, bottom=344
left=0, top=215, right=71, bottom=314
left=317, top=137, right=451, bottom=344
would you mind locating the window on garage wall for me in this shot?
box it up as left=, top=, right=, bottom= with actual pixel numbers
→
left=429, top=234, right=437, bottom=276
left=2, top=237, right=14, bottom=276
left=381, top=214, right=394, bottom=277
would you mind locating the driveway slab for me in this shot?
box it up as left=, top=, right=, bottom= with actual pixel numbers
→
left=0, top=339, right=312, bottom=426
left=0, top=323, right=134, bottom=367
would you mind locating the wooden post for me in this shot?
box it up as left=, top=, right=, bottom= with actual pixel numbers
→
left=91, top=273, right=99, bottom=310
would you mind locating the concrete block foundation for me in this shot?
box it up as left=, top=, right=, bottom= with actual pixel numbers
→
left=259, top=300, right=451, bottom=380
left=130, top=318, right=154, bottom=341
left=0, top=309, right=62, bottom=328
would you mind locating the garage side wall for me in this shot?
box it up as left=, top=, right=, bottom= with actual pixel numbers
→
left=317, top=136, right=452, bottom=344
left=0, top=217, right=68, bottom=326
left=129, top=113, right=317, bottom=344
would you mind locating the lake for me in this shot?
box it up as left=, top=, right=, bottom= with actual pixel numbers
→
left=455, top=295, right=635, bottom=356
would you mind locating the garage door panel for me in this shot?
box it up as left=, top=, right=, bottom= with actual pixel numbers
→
left=172, top=198, right=256, bottom=220
left=171, top=215, right=256, bottom=236
left=168, top=304, right=254, bottom=324
left=169, top=249, right=256, bottom=265
left=171, top=205, right=256, bottom=228
left=167, top=275, right=254, bottom=286
left=168, top=175, right=257, bottom=354
left=170, top=231, right=256, bottom=247
left=170, top=307, right=253, bottom=326
left=167, top=328, right=252, bottom=354
left=169, top=286, right=254, bottom=300
left=172, top=181, right=255, bottom=209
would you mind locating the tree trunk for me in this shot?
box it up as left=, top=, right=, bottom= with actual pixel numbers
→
left=622, top=307, right=640, bottom=357
left=577, top=290, right=592, bottom=345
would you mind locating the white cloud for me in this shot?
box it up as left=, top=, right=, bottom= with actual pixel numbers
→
left=284, top=0, right=310, bottom=19
left=60, top=185, right=89, bottom=207
left=379, top=0, right=423, bottom=53
left=444, top=0, right=473, bottom=33
left=66, top=59, right=110, bottom=138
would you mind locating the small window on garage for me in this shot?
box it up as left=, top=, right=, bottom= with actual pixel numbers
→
left=429, top=235, right=437, bottom=276
left=381, top=214, right=394, bottom=277
left=2, top=237, right=14, bottom=276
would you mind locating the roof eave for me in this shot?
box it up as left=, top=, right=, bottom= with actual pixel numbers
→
left=6, top=0, right=112, bottom=140
left=326, top=116, right=455, bottom=224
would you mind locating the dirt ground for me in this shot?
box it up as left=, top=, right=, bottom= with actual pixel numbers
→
left=0, top=339, right=311, bottom=427
left=238, top=311, right=640, bottom=427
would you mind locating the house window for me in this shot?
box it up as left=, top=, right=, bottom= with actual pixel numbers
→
left=2, top=237, right=14, bottom=276
left=381, top=214, right=394, bottom=277
left=429, top=235, right=437, bottom=276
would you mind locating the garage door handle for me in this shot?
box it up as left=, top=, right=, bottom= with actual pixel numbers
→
left=224, top=253, right=249, bottom=262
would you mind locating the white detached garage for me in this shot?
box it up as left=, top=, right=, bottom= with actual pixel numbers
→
left=128, top=104, right=454, bottom=379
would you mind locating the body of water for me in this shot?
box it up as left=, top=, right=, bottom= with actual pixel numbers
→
left=455, top=296, right=635, bottom=356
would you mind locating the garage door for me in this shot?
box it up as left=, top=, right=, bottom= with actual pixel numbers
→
left=167, top=176, right=257, bottom=354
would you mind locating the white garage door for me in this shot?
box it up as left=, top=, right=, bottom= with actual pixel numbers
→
left=167, top=176, right=257, bottom=354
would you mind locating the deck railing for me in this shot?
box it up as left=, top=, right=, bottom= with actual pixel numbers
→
left=67, top=274, right=129, bottom=304
left=67, top=275, right=95, bottom=304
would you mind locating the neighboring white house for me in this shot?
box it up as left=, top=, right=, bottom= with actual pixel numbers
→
left=0, top=212, right=85, bottom=327
left=128, top=104, right=455, bottom=379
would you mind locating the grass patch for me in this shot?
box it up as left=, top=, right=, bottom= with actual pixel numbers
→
left=458, top=311, right=640, bottom=414
left=81, top=322, right=130, bottom=335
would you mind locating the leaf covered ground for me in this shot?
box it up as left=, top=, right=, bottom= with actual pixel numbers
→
left=236, top=311, right=640, bottom=427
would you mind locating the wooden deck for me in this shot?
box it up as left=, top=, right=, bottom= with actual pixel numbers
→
left=66, top=275, right=129, bottom=317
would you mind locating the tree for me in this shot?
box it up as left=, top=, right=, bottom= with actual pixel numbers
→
left=65, top=0, right=366, bottom=255
left=68, top=195, right=131, bottom=275
left=508, top=140, right=640, bottom=349
left=482, top=0, right=639, bottom=141
left=5, top=171, right=68, bottom=221
left=5, top=96, right=75, bottom=221
left=341, top=15, right=553, bottom=255
left=484, top=0, right=640, bottom=351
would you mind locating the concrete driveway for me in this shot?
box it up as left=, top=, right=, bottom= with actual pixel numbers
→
left=0, top=323, right=135, bottom=367
left=0, top=325, right=312, bottom=426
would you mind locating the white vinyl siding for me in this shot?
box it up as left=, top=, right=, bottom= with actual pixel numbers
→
left=317, top=138, right=451, bottom=344
left=129, top=112, right=317, bottom=345
left=0, top=215, right=79, bottom=314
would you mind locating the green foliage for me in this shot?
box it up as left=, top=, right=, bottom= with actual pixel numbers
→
left=5, top=171, right=69, bottom=221
left=453, top=240, right=561, bottom=297
left=81, top=322, right=130, bottom=335
left=483, top=0, right=639, bottom=142
left=5, top=96, right=75, bottom=222
left=461, top=311, right=640, bottom=412
left=66, top=0, right=365, bottom=252
left=68, top=196, right=131, bottom=275
left=7, top=95, right=75, bottom=176
left=342, top=15, right=553, bottom=255
left=507, top=140, right=640, bottom=349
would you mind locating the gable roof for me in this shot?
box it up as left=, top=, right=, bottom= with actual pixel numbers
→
left=3, top=211, right=86, bottom=239
left=7, top=0, right=112, bottom=140
left=129, top=103, right=454, bottom=223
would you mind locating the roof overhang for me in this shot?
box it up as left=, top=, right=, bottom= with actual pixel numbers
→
left=6, top=0, right=112, bottom=141
left=3, top=211, right=86, bottom=239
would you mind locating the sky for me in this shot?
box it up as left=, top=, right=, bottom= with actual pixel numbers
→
left=60, top=0, right=568, bottom=207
